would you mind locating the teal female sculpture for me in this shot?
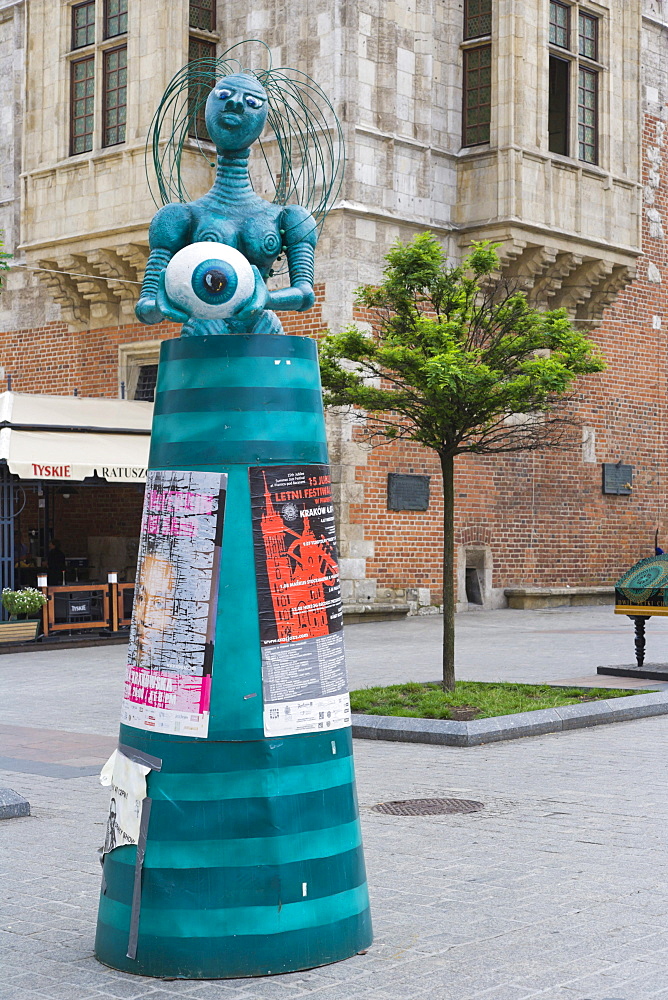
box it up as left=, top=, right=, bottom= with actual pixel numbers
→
left=136, top=72, right=317, bottom=336
left=95, top=51, right=371, bottom=979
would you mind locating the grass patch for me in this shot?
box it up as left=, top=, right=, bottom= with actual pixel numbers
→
left=350, top=681, right=648, bottom=721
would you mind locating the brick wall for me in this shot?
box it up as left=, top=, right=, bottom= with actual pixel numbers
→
left=0, top=319, right=180, bottom=396
left=0, top=285, right=325, bottom=395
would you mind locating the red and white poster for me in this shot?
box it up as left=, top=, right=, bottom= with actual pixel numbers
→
left=121, top=469, right=226, bottom=738
left=249, top=464, right=351, bottom=737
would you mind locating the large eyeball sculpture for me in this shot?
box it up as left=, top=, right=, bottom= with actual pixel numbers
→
left=164, top=242, right=256, bottom=320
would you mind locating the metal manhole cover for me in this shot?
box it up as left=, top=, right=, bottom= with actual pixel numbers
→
left=371, top=797, right=485, bottom=816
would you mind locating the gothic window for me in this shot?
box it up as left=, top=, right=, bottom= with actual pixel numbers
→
left=104, top=0, right=128, bottom=39
left=578, top=11, right=598, bottom=60
left=464, top=0, right=492, bottom=41
left=188, top=36, right=217, bottom=140
left=72, top=1, right=95, bottom=49
left=463, top=45, right=492, bottom=147
left=462, top=1, right=492, bottom=148
left=189, top=0, right=216, bottom=32
left=548, top=4, right=601, bottom=165
left=70, top=57, right=95, bottom=154
left=69, top=0, right=129, bottom=156
left=578, top=67, right=598, bottom=164
left=103, top=46, right=127, bottom=146
left=549, top=1, right=570, bottom=49
left=549, top=57, right=569, bottom=156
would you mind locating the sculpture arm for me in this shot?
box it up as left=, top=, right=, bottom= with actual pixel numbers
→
left=266, top=206, right=318, bottom=314
left=136, top=204, right=193, bottom=324
left=136, top=247, right=173, bottom=324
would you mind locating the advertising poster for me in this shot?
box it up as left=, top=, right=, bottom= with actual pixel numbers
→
left=100, top=749, right=151, bottom=855
left=121, top=469, right=226, bottom=738
left=249, top=464, right=351, bottom=737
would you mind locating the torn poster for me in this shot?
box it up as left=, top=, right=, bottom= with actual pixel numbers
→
left=121, top=469, right=226, bottom=738
left=100, top=749, right=151, bottom=855
left=249, top=464, right=351, bottom=737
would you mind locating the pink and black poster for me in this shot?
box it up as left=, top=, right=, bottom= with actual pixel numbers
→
left=121, top=469, right=226, bottom=738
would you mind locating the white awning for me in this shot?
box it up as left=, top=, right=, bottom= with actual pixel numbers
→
left=0, top=391, right=152, bottom=482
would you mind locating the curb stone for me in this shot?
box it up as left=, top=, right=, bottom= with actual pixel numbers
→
left=351, top=691, right=668, bottom=746
left=0, top=787, right=30, bottom=819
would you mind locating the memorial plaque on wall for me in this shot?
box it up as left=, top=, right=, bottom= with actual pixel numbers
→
left=602, top=463, right=633, bottom=496
left=387, top=473, right=431, bottom=511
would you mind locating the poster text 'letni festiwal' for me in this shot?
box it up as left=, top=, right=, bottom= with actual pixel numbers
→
left=121, top=470, right=226, bottom=738
left=249, top=464, right=351, bottom=737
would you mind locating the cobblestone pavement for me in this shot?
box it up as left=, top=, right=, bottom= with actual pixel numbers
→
left=1, top=607, right=667, bottom=999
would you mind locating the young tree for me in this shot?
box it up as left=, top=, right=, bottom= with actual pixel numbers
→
left=319, top=233, right=605, bottom=690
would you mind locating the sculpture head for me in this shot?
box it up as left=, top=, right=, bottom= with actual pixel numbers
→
left=205, top=73, right=269, bottom=152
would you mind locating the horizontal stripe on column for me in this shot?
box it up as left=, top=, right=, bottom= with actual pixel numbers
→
left=153, top=386, right=323, bottom=416
left=160, top=333, right=319, bottom=364
left=102, top=845, right=367, bottom=908
left=117, top=725, right=354, bottom=771
left=157, top=356, right=321, bottom=393
left=142, top=817, right=363, bottom=868
left=98, top=882, right=369, bottom=938
left=151, top=409, right=325, bottom=443
left=149, top=439, right=328, bottom=468
left=95, top=909, right=372, bottom=978
left=146, top=782, right=358, bottom=841
left=149, top=755, right=355, bottom=801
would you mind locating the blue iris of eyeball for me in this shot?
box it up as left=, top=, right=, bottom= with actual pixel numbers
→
left=164, top=242, right=256, bottom=319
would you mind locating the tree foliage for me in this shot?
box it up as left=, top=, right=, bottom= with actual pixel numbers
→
left=318, top=233, right=606, bottom=689
left=319, top=233, right=605, bottom=457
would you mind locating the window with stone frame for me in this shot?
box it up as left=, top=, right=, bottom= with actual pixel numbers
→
left=118, top=342, right=161, bottom=402
left=189, top=0, right=216, bottom=32
left=70, top=56, right=95, bottom=154
left=104, top=0, right=128, bottom=39
left=547, top=3, right=601, bottom=165
left=188, top=36, right=217, bottom=140
left=103, top=45, right=127, bottom=146
left=549, top=1, right=570, bottom=49
left=548, top=56, right=570, bottom=155
left=134, top=364, right=159, bottom=402
left=462, top=44, right=492, bottom=146
left=69, top=0, right=129, bottom=156
left=462, top=1, right=492, bottom=148
left=464, top=0, right=492, bottom=41
left=72, top=1, right=95, bottom=49
left=577, top=65, right=598, bottom=164
left=578, top=10, right=598, bottom=59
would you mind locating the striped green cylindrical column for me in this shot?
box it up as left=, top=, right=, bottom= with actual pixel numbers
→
left=95, top=335, right=372, bottom=979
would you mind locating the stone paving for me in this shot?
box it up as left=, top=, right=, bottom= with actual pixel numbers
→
left=1, top=606, right=667, bottom=999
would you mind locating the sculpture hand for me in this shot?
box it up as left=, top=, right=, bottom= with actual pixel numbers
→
left=156, top=270, right=191, bottom=324
left=232, top=266, right=269, bottom=321
left=265, top=281, right=315, bottom=313
left=135, top=296, right=166, bottom=325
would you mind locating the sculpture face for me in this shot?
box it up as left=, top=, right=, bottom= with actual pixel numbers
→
left=204, top=73, right=269, bottom=152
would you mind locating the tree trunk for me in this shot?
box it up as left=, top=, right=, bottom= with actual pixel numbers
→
left=440, top=451, right=456, bottom=691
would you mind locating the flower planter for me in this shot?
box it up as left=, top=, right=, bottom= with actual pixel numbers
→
left=0, top=619, right=40, bottom=644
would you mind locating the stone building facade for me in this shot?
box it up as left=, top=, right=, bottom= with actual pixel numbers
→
left=0, top=0, right=666, bottom=608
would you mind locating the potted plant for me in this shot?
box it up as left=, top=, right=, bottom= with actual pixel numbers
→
left=2, top=587, right=47, bottom=619
left=0, top=587, right=46, bottom=643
